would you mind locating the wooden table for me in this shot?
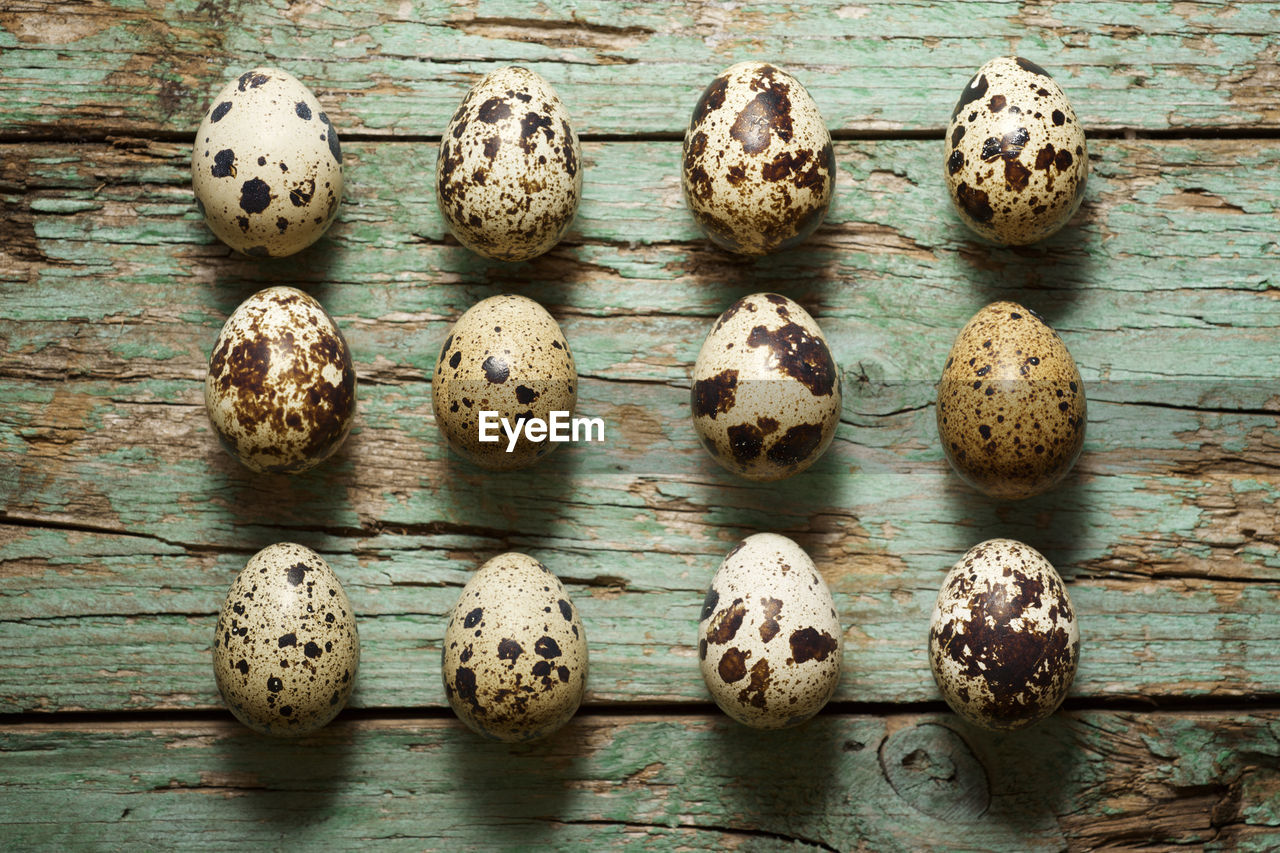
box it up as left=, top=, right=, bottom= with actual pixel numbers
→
left=3, top=2, right=1279, bottom=849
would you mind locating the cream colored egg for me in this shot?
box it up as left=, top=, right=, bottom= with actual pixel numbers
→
left=682, top=61, right=835, bottom=255
left=205, top=286, right=357, bottom=474
left=437, top=66, right=582, bottom=261
left=192, top=67, right=343, bottom=257
left=441, top=553, right=588, bottom=742
left=432, top=294, right=576, bottom=470
left=698, top=533, right=842, bottom=729
left=929, top=538, right=1080, bottom=731
left=213, top=543, right=360, bottom=736
left=691, top=293, right=841, bottom=481
left=944, top=56, right=1088, bottom=245
left=936, top=300, right=1085, bottom=499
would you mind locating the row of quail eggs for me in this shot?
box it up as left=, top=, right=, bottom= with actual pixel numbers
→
left=192, top=57, right=1086, bottom=261
left=196, top=55, right=1090, bottom=736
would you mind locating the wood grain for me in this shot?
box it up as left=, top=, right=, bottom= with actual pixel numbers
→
left=3, top=2, right=1279, bottom=847
left=0, top=1, right=1278, bottom=137
left=2, top=711, right=1278, bottom=850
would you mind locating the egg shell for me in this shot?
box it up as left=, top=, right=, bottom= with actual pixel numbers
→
left=192, top=67, right=343, bottom=257
left=682, top=61, right=836, bottom=256
left=944, top=56, right=1088, bottom=245
left=441, top=553, right=588, bottom=742
left=936, top=300, right=1085, bottom=499
left=432, top=294, right=577, bottom=470
left=437, top=66, right=582, bottom=262
left=698, top=533, right=843, bottom=729
left=213, top=543, right=360, bottom=737
left=691, top=293, right=841, bottom=481
left=929, top=538, right=1080, bottom=731
left=205, top=286, right=357, bottom=474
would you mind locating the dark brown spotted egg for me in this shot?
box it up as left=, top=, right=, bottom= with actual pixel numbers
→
left=437, top=66, right=582, bottom=261
left=682, top=61, right=836, bottom=255
left=945, top=56, right=1088, bottom=245
left=698, top=534, right=842, bottom=729
left=929, top=538, right=1080, bottom=731
left=936, top=300, right=1086, bottom=499
left=213, top=543, right=360, bottom=737
left=691, top=293, right=841, bottom=481
left=205, top=286, right=357, bottom=474
left=432, top=294, right=576, bottom=470
left=192, top=67, right=343, bottom=257
left=442, top=553, right=588, bottom=742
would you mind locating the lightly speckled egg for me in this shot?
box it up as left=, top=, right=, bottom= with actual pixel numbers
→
left=682, top=61, right=836, bottom=256
left=929, top=538, right=1080, bottom=731
left=213, top=543, right=360, bottom=737
left=945, top=56, right=1088, bottom=245
left=691, top=293, right=841, bottom=481
left=699, top=533, right=842, bottom=729
left=442, top=553, right=588, bottom=742
left=205, top=286, right=357, bottom=474
left=192, top=67, right=343, bottom=257
left=936, top=300, right=1085, bottom=499
left=437, top=66, right=582, bottom=262
left=432, top=294, right=576, bottom=471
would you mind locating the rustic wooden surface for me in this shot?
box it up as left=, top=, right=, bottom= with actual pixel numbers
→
left=2, top=1, right=1279, bottom=849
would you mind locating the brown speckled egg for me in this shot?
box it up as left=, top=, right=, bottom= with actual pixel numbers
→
left=698, top=534, right=842, bottom=729
left=691, top=293, right=841, bottom=481
left=442, top=553, right=588, bottom=742
left=945, top=56, right=1088, bottom=245
left=213, top=543, right=360, bottom=737
left=437, top=66, right=582, bottom=261
left=205, top=286, right=357, bottom=474
left=936, top=301, right=1085, bottom=499
left=682, top=61, right=835, bottom=256
left=192, top=67, right=343, bottom=257
left=929, top=538, right=1080, bottom=731
left=432, top=294, right=576, bottom=470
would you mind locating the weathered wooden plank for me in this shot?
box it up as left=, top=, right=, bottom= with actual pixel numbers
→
left=2, top=379, right=1278, bottom=712
left=1, top=712, right=1277, bottom=850
left=0, top=1, right=1278, bottom=137
left=2, top=135, right=1278, bottom=712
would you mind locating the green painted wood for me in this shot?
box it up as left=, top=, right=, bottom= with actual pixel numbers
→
left=1, top=1, right=1278, bottom=137
left=1, top=712, right=1278, bottom=850
left=2, top=136, right=1278, bottom=712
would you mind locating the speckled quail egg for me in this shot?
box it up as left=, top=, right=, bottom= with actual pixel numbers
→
left=691, top=293, right=841, bottom=481
left=192, top=67, right=343, bottom=257
left=437, top=66, right=582, bottom=261
left=929, top=538, right=1080, bottom=731
left=936, top=300, right=1085, bottom=499
left=945, top=56, right=1088, bottom=245
left=682, top=61, right=835, bottom=256
left=698, top=533, right=842, bottom=729
left=213, top=543, right=360, bottom=736
left=205, top=286, right=357, bottom=474
left=442, top=553, right=588, bottom=742
left=432, top=294, right=576, bottom=470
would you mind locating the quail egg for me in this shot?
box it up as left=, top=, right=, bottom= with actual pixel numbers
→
left=698, top=533, right=842, bottom=729
left=929, top=538, right=1080, bottom=731
left=205, top=286, right=357, bottom=474
left=682, top=61, right=835, bottom=256
left=432, top=294, right=576, bottom=470
left=437, top=66, right=582, bottom=261
left=936, top=300, right=1085, bottom=499
left=442, top=552, right=588, bottom=742
left=213, top=543, right=360, bottom=736
left=945, top=56, right=1088, bottom=245
left=192, top=67, right=343, bottom=257
left=691, top=293, right=841, bottom=481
